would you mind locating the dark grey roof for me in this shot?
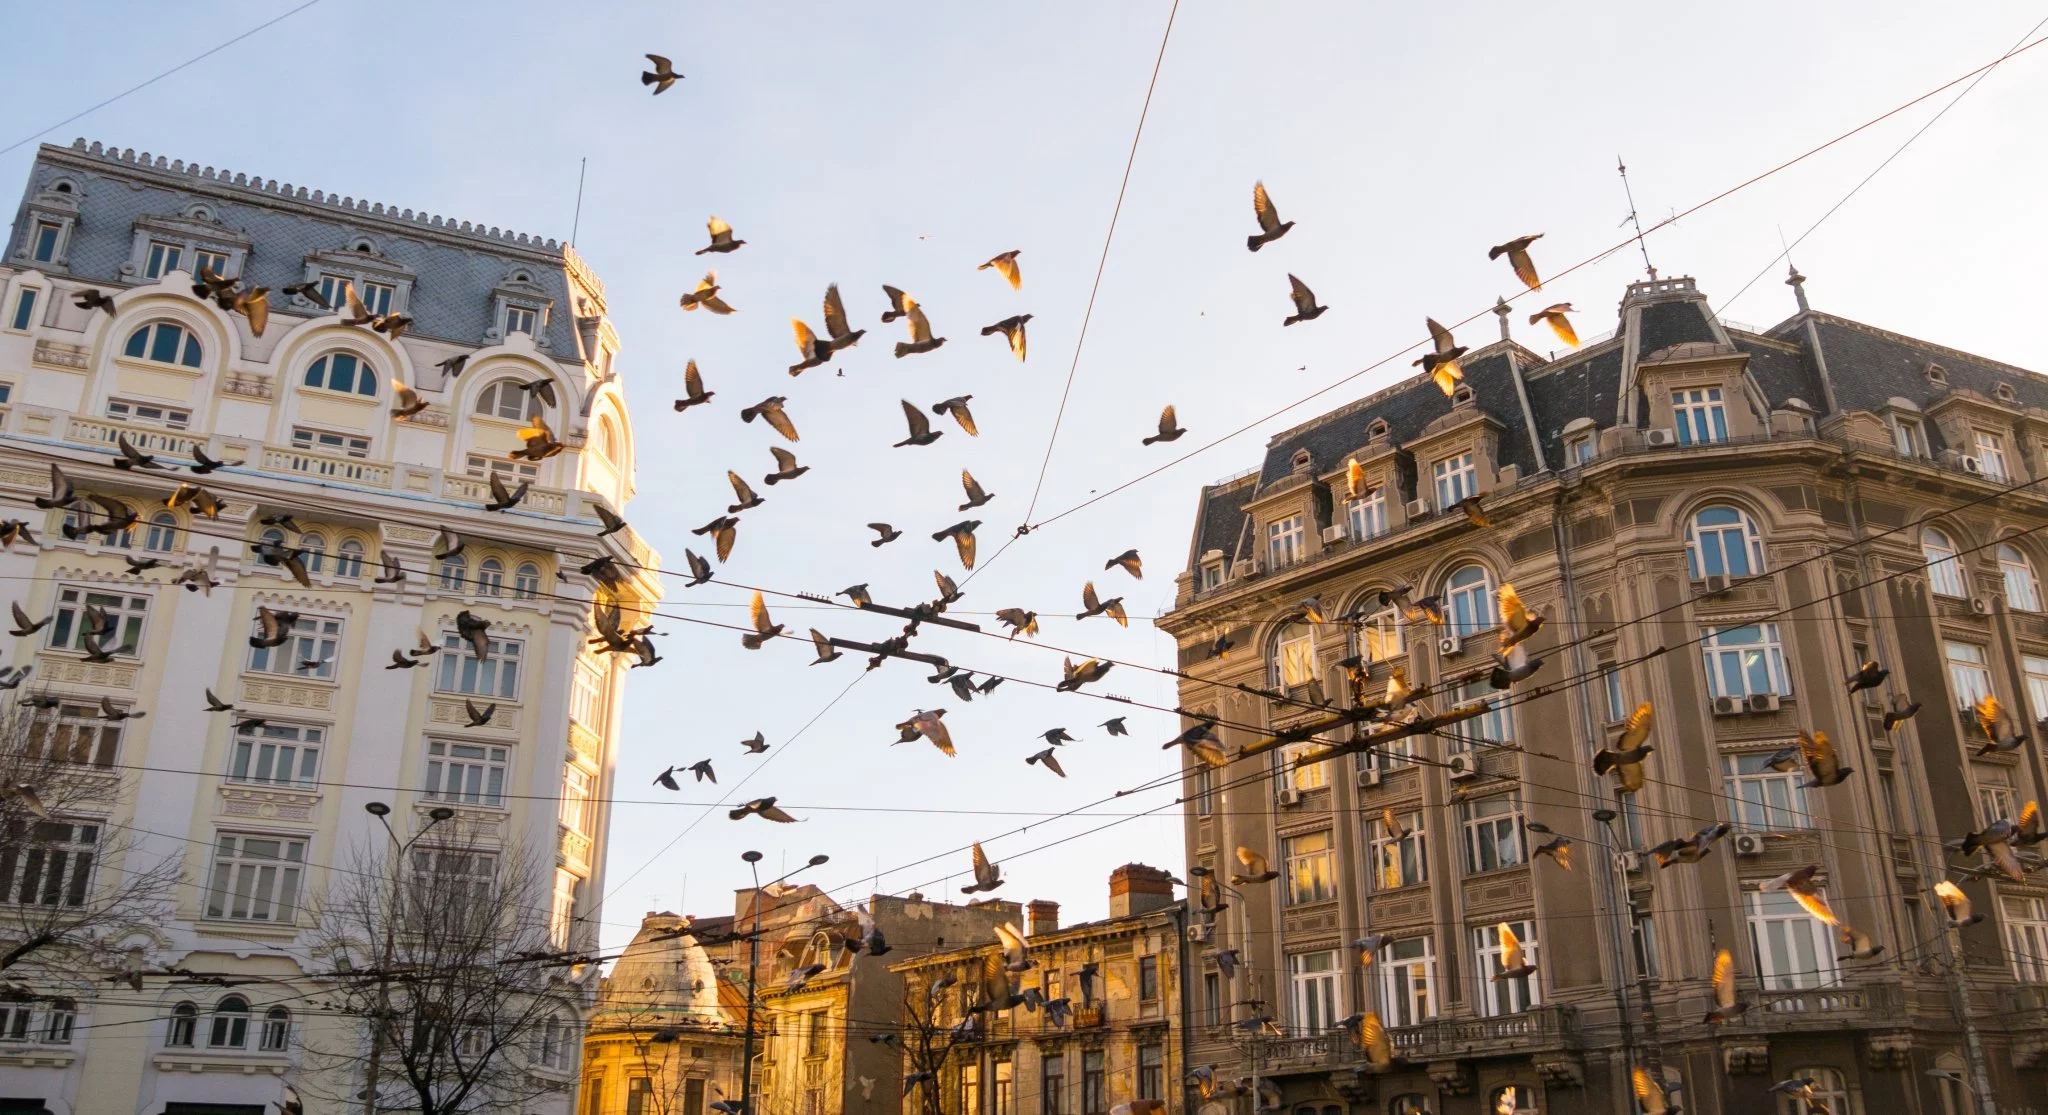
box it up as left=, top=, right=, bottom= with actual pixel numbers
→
left=1191, top=477, right=1255, bottom=566
left=11, top=140, right=584, bottom=356
left=1734, top=335, right=1824, bottom=410
left=1526, top=344, right=1623, bottom=458
left=1635, top=298, right=1720, bottom=360
left=1798, top=315, right=2048, bottom=416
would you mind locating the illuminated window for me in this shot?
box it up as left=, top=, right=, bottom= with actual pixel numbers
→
left=1445, top=565, right=1495, bottom=637
left=1923, top=528, right=1965, bottom=597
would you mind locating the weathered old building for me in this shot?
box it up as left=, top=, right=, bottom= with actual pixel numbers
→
left=581, top=912, right=747, bottom=1115
left=891, top=866, right=1190, bottom=1115
left=1158, top=274, right=2047, bottom=1114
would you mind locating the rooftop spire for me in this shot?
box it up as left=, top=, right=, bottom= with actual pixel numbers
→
left=1785, top=261, right=1810, bottom=313
left=1493, top=296, right=1513, bottom=341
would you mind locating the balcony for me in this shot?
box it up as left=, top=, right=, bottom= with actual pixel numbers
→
left=1389, top=1004, right=1580, bottom=1062
left=559, top=824, right=593, bottom=871
left=1719, top=981, right=1901, bottom=1034
left=442, top=473, right=569, bottom=515
left=260, top=445, right=393, bottom=488
left=64, top=415, right=203, bottom=459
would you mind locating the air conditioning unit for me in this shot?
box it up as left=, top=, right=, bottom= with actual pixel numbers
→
left=1187, top=923, right=1212, bottom=944
left=1277, top=787, right=1303, bottom=806
left=1357, top=766, right=1382, bottom=788
left=1646, top=428, right=1678, bottom=448
left=1747, top=693, right=1782, bottom=713
left=1446, top=753, right=1478, bottom=781
left=1617, top=851, right=1644, bottom=874
left=1733, top=833, right=1766, bottom=857
left=1960, top=455, right=1985, bottom=475
left=1406, top=499, right=1432, bottom=519
left=1702, top=573, right=1730, bottom=595
left=1438, top=635, right=1463, bottom=656
left=1711, top=695, right=1743, bottom=717
left=1970, top=597, right=1993, bottom=615
left=1321, top=525, right=1347, bottom=544
left=1240, top=561, right=1264, bottom=582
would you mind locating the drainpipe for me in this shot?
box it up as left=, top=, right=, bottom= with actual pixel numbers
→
left=1172, top=902, right=1195, bottom=1115
left=1839, top=468, right=1998, bottom=1113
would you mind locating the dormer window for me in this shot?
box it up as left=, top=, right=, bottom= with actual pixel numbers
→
left=1290, top=449, right=1312, bottom=475
left=1267, top=516, right=1305, bottom=568
left=1891, top=415, right=1926, bottom=458
left=1566, top=432, right=1595, bottom=465
left=1367, top=418, right=1390, bottom=442
left=349, top=237, right=377, bottom=254
left=1926, top=363, right=1948, bottom=387
left=28, top=220, right=62, bottom=263
left=1451, top=384, right=1475, bottom=407
left=322, top=277, right=396, bottom=316
left=1996, top=383, right=2018, bottom=405
left=144, top=241, right=184, bottom=279
left=505, top=305, right=539, bottom=336
left=193, top=248, right=231, bottom=279
left=1672, top=387, right=1728, bottom=445
left=1432, top=452, right=1477, bottom=508
left=1973, top=430, right=2010, bottom=482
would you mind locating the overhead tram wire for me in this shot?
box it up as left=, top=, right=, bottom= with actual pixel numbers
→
left=1013, top=30, right=2048, bottom=536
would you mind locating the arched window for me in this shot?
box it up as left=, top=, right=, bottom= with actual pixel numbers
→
left=123, top=321, right=202, bottom=368
left=438, top=556, right=467, bottom=591
left=1272, top=620, right=1316, bottom=690
left=258, top=527, right=286, bottom=548
left=1445, top=565, right=1496, bottom=637
left=259, top=1006, right=291, bottom=1052
left=1686, top=505, right=1764, bottom=580
left=299, top=532, right=327, bottom=575
left=1933, top=1054, right=1966, bottom=1115
left=143, top=511, right=179, bottom=553
left=167, top=1002, right=197, bottom=1047
left=537, top=1012, right=571, bottom=1069
left=335, top=538, right=365, bottom=579
left=1775, top=1067, right=1848, bottom=1115
left=596, top=415, right=619, bottom=461
left=303, top=351, right=378, bottom=397
left=1924, top=528, right=1966, bottom=598
left=209, top=995, right=250, bottom=1048
left=476, top=558, right=505, bottom=597
left=475, top=379, right=532, bottom=420
left=67, top=503, right=136, bottom=549
left=1389, top=1096, right=1430, bottom=1115
left=1999, top=544, right=2039, bottom=611
left=514, top=562, right=541, bottom=600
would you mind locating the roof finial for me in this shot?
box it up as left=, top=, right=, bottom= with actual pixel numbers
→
left=1617, top=155, right=1657, bottom=281
left=1493, top=296, right=1513, bottom=341
left=1785, top=261, right=1809, bottom=313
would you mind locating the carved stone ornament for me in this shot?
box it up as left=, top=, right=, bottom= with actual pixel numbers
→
left=1426, top=1060, right=1472, bottom=1095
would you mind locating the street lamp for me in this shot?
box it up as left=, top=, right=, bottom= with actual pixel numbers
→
left=361, top=801, right=456, bottom=1115
left=738, top=850, right=830, bottom=1115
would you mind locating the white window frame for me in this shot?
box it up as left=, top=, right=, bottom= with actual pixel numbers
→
left=1999, top=544, right=2040, bottom=611
left=1266, top=515, right=1305, bottom=568
left=475, top=558, right=505, bottom=597
left=46, top=585, right=149, bottom=658
left=1432, top=452, right=1477, bottom=508
left=106, top=398, right=192, bottom=430
left=1773, top=1068, right=1848, bottom=1115
left=1357, top=605, right=1405, bottom=663
left=142, top=512, right=180, bottom=554
left=259, top=1007, right=290, bottom=1053
left=1472, top=921, right=1540, bottom=1017
left=434, top=633, right=522, bottom=699
left=424, top=740, right=510, bottom=807
left=228, top=722, right=324, bottom=788
left=570, top=658, right=607, bottom=728
left=1975, top=770, right=2016, bottom=829
left=1286, top=950, right=1341, bottom=1035
left=2023, top=654, right=2048, bottom=723
left=1924, top=528, right=1966, bottom=598
left=122, top=320, right=202, bottom=367
left=203, top=834, right=306, bottom=924
left=1347, top=489, right=1388, bottom=541
left=191, top=248, right=230, bottom=279
left=1700, top=623, right=1791, bottom=699
left=291, top=426, right=371, bottom=459
left=1891, top=415, right=1926, bottom=457
left=1278, top=742, right=1328, bottom=792
left=504, top=304, right=539, bottom=336
left=359, top=280, right=395, bottom=317
left=1687, top=505, right=1764, bottom=580
left=466, top=453, right=540, bottom=480
left=513, top=562, right=542, bottom=600
left=1945, top=640, right=1992, bottom=712
left=1746, top=888, right=1839, bottom=990
left=1672, top=386, right=1728, bottom=445
left=6, top=286, right=37, bottom=332
left=335, top=539, right=366, bottom=579
left=1566, top=433, right=1595, bottom=466
left=1974, top=430, right=2010, bottom=481
left=29, top=220, right=62, bottom=263
left=1722, top=752, right=1811, bottom=831
left=1369, top=810, right=1427, bottom=890
left=1445, top=565, right=1495, bottom=637
left=246, top=613, right=342, bottom=679
left=1461, top=794, right=1525, bottom=874
left=1274, top=622, right=1316, bottom=689
left=1442, top=679, right=1511, bottom=753
left=1600, top=658, right=1627, bottom=721
left=550, top=871, right=580, bottom=951
left=0, top=820, right=99, bottom=907
left=144, top=240, right=184, bottom=279
left=302, top=351, right=378, bottom=398
left=1375, top=937, right=1437, bottom=1027
left=1282, top=829, right=1334, bottom=906
left=28, top=703, right=123, bottom=769
left=2006, top=896, right=2048, bottom=984
left=560, top=766, right=593, bottom=832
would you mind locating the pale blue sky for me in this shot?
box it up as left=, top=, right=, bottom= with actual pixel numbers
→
left=9, top=2, right=2047, bottom=953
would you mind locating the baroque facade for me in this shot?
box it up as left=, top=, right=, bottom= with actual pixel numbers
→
left=1158, top=274, right=2048, bottom=1114
left=581, top=911, right=747, bottom=1115
left=0, top=139, right=656, bottom=1113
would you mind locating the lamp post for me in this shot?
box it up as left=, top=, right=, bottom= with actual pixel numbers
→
left=361, top=801, right=455, bottom=1115
left=738, top=850, right=830, bottom=1115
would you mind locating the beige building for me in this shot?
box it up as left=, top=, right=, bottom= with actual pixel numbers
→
left=582, top=912, right=747, bottom=1115
left=1158, top=274, right=2048, bottom=1113
left=0, top=139, right=656, bottom=1113
left=890, top=865, right=1189, bottom=1115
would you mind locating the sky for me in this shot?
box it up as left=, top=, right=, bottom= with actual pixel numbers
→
left=7, top=2, right=2048, bottom=957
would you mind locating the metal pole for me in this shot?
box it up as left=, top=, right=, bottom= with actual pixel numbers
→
left=361, top=803, right=450, bottom=1115
left=740, top=858, right=762, bottom=1115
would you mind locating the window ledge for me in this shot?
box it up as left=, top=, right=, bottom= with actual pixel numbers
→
left=152, top=1050, right=290, bottom=1074
left=240, top=668, right=341, bottom=690
left=220, top=783, right=322, bottom=808
left=113, top=354, right=205, bottom=378
left=298, top=385, right=380, bottom=406
left=193, top=918, right=302, bottom=939
left=0, top=1048, right=76, bottom=1068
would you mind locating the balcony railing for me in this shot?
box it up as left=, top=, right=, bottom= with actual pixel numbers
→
left=1389, top=1004, right=1579, bottom=1061
left=259, top=446, right=393, bottom=488
left=64, top=416, right=203, bottom=459
left=442, top=473, right=569, bottom=515
left=1722, top=981, right=1900, bottom=1032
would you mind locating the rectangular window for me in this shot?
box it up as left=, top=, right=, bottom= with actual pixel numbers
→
left=683, top=1079, right=706, bottom=1115
left=1081, top=1051, right=1105, bottom=1115
left=1370, top=810, right=1428, bottom=890
left=994, top=1058, right=1015, bottom=1115
left=1721, top=752, right=1811, bottom=830
left=46, top=586, right=149, bottom=657
left=1280, top=743, right=1329, bottom=792
left=1672, top=387, right=1728, bottom=445
left=1891, top=416, right=1925, bottom=457
left=1975, top=768, right=2016, bottom=828
left=1473, top=921, right=1540, bottom=1016
left=0, top=820, right=99, bottom=907
left=144, top=241, right=184, bottom=279
left=424, top=740, right=510, bottom=807
left=7, top=287, right=35, bottom=331
left=1359, top=607, right=1405, bottom=662
left=246, top=613, right=342, bottom=679
left=465, top=454, right=541, bottom=481
left=1600, top=656, right=1627, bottom=721
left=1876, top=770, right=1900, bottom=830
left=1200, top=565, right=1222, bottom=590
left=1376, top=937, right=1436, bottom=1027
left=409, top=847, right=498, bottom=910
left=505, top=305, right=539, bottom=335
left=2024, top=655, right=2048, bottom=721
left=627, top=1077, right=653, bottom=1115
left=805, top=1010, right=828, bottom=1056
left=1974, top=430, right=2010, bottom=481
left=192, top=248, right=230, bottom=278
left=204, top=833, right=305, bottom=922
left=30, top=221, right=60, bottom=263
left=960, top=1062, right=981, bottom=1115
left=1700, top=624, right=1791, bottom=699
left=2007, top=896, right=2048, bottom=984
left=106, top=399, right=192, bottom=429
left=1138, top=955, right=1159, bottom=1001
left=1202, top=972, right=1221, bottom=1028
left=550, top=870, right=578, bottom=950
left=27, top=704, right=121, bottom=768
left=570, top=658, right=606, bottom=728
left=1432, top=452, right=1478, bottom=508
left=1135, top=1046, right=1161, bottom=1101
left=1946, top=641, right=1993, bottom=712
left=560, top=766, right=593, bottom=833
left=1747, top=888, right=1839, bottom=989
left=1631, top=912, right=1661, bottom=980
left=1276, top=627, right=1316, bottom=689
left=1284, top=830, right=1334, bottom=905
left=1266, top=515, right=1304, bottom=568
left=1442, top=679, right=1511, bottom=752
left=435, top=633, right=523, bottom=698
left=1041, top=1050, right=1066, bottom=1115
left=361, top=280, right=395, bottom=316
left=1347, top=489, right=1389, bottom=541
left=1461, top=795, right=1525, bottom=874
left=1194, top=766, right=1214, bottom=816
left=229, top=722, right=324, bottom=788
left=1567, top=433, right=1595, bottom=465
left=291, top=427, right=371, bottom=458
left=1617, top=790, right=1647, bottom=850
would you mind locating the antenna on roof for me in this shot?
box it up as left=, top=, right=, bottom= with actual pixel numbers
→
left=1617, top=156, right=1656, bottom=281
left=570, top=156, right=588, bottom=246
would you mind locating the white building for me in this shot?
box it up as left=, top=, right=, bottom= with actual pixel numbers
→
left=0, top=139, right=657, bottom=1114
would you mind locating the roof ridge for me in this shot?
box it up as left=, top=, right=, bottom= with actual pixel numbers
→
left=53, top=138, right=565, bottom=253
left=1800, top=310, right=2045, bottom=383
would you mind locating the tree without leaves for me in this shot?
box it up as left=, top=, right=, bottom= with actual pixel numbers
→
left=898, top=966, right=984, bottom=1115
left=301, top=827, right=585, bottom=1114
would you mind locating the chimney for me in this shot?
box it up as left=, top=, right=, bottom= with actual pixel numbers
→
left=1108, top=864, right=1176, bottom=919
left=1028, top=900, right=1061, bottom=936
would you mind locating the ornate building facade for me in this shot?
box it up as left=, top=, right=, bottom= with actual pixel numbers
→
left=581, top=912, right=746, bottom=1115
left=0, top=139, right=656, bottom=1113
left=1159, top=275, right=2048, bottom=1113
